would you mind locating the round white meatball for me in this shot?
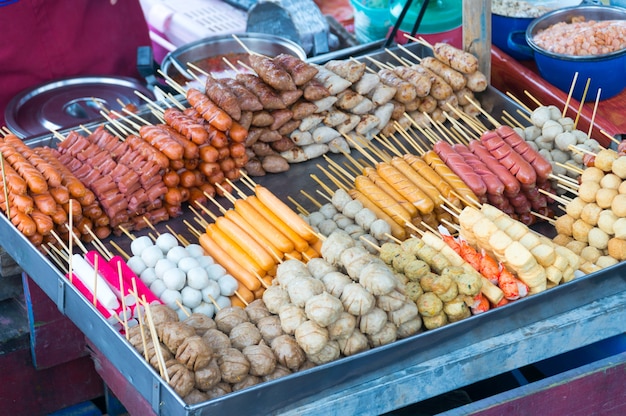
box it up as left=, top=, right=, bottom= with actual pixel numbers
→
left=166, top=246, right=188, bottom=264
left=141, top=245, right=164, bottom=268
left=201, top=280, right=221, bottom=303
left=176, top=307, right=191, bottom=321
left=187, top=267, right=210, bottom=290
left=127, top=256, right=147, bottom=276
left=218, top=274, right=239, bottom=296
left=181, top=286, right=203, bottom=309
left=193, top=302, right=215, bottom=318
left=185, top=243, right=205, bottom=258
left=162, top=268, right=186, bottom=291
left=155, top=233, right=179, bottom=254
left=206, top=263, right=227, bottom=281
left=160, top=289, right=182, bottom=310
left=215, top=296, right=231, bottom=310
left=342, top=200, right=364, bottom=219
left=196, top=255, right=215, bottom=268
left=140, top=267, right=158, bottom=286
left=178, top=256, right=201, bottom=274
left=154, top=258, right=177, bottom=280
left=130, top=235, right=153, bottom=257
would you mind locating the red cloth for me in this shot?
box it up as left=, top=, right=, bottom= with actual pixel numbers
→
left=0, top=0, right=151, bottom=126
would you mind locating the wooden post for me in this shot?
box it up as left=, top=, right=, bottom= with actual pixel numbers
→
left=463, top=0, right=491, bottom=83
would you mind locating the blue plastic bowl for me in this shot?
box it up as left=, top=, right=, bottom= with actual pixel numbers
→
left=493, top=13, right=534, bottom=60
left=510, top=5, right=626, bottom=101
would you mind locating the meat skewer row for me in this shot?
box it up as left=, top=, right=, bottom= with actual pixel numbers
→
left=163, top=107, right=209, bottom=145
left=422, top=150, right=479, bottom=205
left=204, top=73, right=242, bottom=121
left=236, top=73, right=286, bottom=111
left=0, top=156, right=28, bottom=196
left=433, top=140, right=487, bottom=199
left=452, top=143, right=505, bottom=197
left=496, top=125, right=553, bottom=181
left=138, top=125, right=185, bottom=161
left=1, top=198, right=37, bottom=237
left=378, top=69, right=418, bottom=104
left=363, top=167, right=418, bottom=218
left=186, top=88, right=233, bottom=132
left=124, top=134, right=171, bottom=170
left=0, top=179, right=34, bottom=214
left=245, top=194, right=310, bottom=253
left=432, top=42, right=479, bottom=74
left=354, top=175, right=413, bottom=230
left=0, top=140, right=48, bottom=194
left=467, top=140, right=521, bottom=196
left=391, top=66, right=432, bottom=98
left=409, top=65, right=453, bottom=101
left=219, top=78, right=264, bottom=112
left=419, top=56, right=467, bottom=92
left=376, top=162, right=434, bottom=215
left=160, top=124, right=200, bottom=160
left=325, top=59, right=367, bottom=84
left=274, top=53, right=319, bottom=86
left=402, top=154, right=461, bottom=208
left=248, top=54, right=297, bottom=92
left=480, top=130, right=537, bottom=186
left=3, top=134, right=62, bottom=187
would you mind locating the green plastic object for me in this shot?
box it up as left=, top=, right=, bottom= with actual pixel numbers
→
left=389, top=0, right=462, bottom=35
left=350, top=0, right=392, bottom=43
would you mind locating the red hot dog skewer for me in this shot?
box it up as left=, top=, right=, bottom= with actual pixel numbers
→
left=467, top=139, right=521, bottom=197
left=496, top=125, right=552, bottom=181
left=480, top=130, right=536, bottom=186
left=433, top=140, right=487, bottom=197
left=452, top=143, right=505, bottom=196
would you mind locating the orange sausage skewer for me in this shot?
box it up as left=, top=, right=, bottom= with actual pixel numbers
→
left=204, top=193, right=284, bottom=262
left=223, top=181, right=307, bottom=253
left=253, top=183, right=318, bottom=243
left=195, top=200, right=276, bottom=272
left=198, top=228, right=261, bottom=294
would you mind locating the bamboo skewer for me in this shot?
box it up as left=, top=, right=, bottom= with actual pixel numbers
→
left=109, top=240, right=130, bottom=261
left=573, top=77, right=592, bottom=129
left=600, top=129, right=621, bottom=146
left=505, top=91, right=532, bottom=114
left=300, top=190, right=323, bottom=209
left=587, top=88, right=602, bottom=139
left=85, top=226, right=113, bottom=260
left=563, top=72, right=579, bottom=118
left=523, top=90, right=543, bottom=108
left=65, top=223, right=88, bottom=254
left=315, top=189, right=333, bottom=204
left=0, top=153, right=10, bottom=219
left=175, top=300, right=191, bottom=317
left=131, top=277, right=150, bottom=361
left=531, top=210, right=556, bottom=225
left=117, top=261, right=129, bottom=339
left=142, top=295, right=169, bottom=383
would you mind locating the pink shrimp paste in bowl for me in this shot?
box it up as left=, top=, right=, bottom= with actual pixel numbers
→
left=510, top=4, right=626, bottom=101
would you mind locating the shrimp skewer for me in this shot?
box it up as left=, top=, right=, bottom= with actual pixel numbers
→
left=443, top=235, right=528, bottom=303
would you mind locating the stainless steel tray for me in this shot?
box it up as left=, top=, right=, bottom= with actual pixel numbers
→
left=3, top=43, right=626, bottom=415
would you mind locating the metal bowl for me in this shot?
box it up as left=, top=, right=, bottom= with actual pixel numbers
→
left=524, top=5, right=626, bottom=100
left=161, top=32, right=307, bottom=83
left=491, top=0, right=582, bottom=60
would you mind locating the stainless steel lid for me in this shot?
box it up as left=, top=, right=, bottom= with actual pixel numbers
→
left=5, top=76, right=154, bottom=139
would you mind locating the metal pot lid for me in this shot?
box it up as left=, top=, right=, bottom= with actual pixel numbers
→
left=4, top=76, right=154, bottom=139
